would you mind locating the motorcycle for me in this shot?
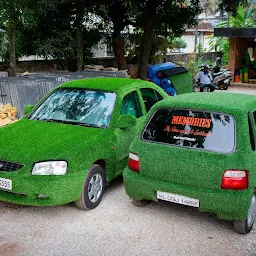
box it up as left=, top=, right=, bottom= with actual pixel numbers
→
left=211, top=66, right=232, bottom=90
left=195, top=63, right=232, bottom=91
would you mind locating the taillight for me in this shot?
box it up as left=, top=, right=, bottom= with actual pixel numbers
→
left=221, top=170, right=248, bottom=190
left=128, top=152, right=140, bottom=172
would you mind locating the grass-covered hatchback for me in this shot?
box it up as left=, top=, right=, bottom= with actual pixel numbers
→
left=0, top=78, right=168, bottom=209
left=123, top=92, right=256, bottom=234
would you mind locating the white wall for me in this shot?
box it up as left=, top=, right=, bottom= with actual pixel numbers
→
left=176, top=34, right=214, bottom=53
left=181, top=35, right=195, bottom=53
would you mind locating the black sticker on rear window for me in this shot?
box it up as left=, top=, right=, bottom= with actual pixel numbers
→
left=142, top=109, right=235, bottom=153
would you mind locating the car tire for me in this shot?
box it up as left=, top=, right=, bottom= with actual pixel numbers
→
left=233, top=194, right=256, bottom=234
left=131, top=199, right=150, bottom=207
left=75, top=164, right=106, bottom=210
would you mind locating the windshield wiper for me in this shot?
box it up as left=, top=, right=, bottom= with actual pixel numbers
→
left=40, top=118, right=104, bottom=128
left=77, top=123, right=103, bottom=128
left=30, top=118, right=104, bottom=128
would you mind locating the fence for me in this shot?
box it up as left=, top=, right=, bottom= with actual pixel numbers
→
left=0, top=71, right=127, bottom=118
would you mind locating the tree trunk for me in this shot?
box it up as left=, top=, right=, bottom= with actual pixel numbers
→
left=76, top=1, right=83, bottom=72
left=137, top=5, right=156, bottom=80
left=9, top=21, right=16, bottom=77
left=113, top=27, right=127, bottom=70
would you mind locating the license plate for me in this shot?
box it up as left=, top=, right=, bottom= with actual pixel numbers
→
left=157, top=191, right=199, bottom=208
left=0, top=178, right=12, bottom=190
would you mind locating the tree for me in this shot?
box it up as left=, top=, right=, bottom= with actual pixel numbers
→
left=200, top=0, right=219, bottom=16
left=169, top=38, right=187, bottom=52
left=98, top=0, right=201, bottom=76
left=14, top=0, right=102, bottom=71
left=136, top=0, right=201, bottom=79
left=229, top=5, right=256, bottom=27
left=219, top=0, right=248, bottom=14
left=96, top=0, right=134, bottom=70
left=0, top=0, right=30, bottom=76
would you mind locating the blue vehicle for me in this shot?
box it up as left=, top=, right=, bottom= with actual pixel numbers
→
left=147, top=62, right=193, bottom=96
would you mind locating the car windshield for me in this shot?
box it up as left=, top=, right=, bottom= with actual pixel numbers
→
left=29, top=88, right=117, bottom=128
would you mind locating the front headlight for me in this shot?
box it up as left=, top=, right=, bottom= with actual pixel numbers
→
left=32, top=161, right=67, bottom=175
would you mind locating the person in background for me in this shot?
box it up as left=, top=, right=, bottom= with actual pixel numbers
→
left=195, top=65, right=215, bottom=92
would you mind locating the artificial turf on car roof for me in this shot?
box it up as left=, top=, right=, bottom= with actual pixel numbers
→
left=153, top=92, right=256, bottom=113
left=60, top=77, right=153, bottom=92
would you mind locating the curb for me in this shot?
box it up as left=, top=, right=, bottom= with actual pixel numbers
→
left=231, top=82, right=256, bottom=89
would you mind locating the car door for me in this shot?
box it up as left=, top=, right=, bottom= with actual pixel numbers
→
left=139, top=88, right=164, bottom=113
left=114, top=90, right=144, bottom=176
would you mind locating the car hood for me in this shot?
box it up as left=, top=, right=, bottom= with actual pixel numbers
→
left=0, top=119, right=105, bottom=165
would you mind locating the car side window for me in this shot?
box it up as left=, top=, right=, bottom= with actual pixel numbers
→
left=249, top=113, right=256, bottom=151
left=253, top=111, right=256, bottom=124
left=120, top=91, right=142, bottom=118
left=140, top=88, right=163, bottom=112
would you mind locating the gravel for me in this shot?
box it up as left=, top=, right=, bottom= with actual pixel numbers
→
left=0, top=177, right=255, bottom=256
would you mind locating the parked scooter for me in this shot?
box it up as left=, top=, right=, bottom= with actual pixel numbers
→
left=195, top=60, right=232, bottom=91
left=211, top=57, right=232, bottom=90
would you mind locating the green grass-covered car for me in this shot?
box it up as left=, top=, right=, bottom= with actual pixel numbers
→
left=0, top=78, right=168, bottom=209
left=124, top=92, right=256, bottom=234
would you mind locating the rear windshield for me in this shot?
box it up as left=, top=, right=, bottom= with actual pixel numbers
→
left=142, top=109, right=235, bottom=153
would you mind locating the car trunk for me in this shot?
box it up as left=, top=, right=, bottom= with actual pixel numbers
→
left=136, top=108, right=240, bottom=191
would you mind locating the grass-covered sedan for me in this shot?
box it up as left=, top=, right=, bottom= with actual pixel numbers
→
left=0, top=78, right=167, bottom=209
left=124, top=92, right=256, bottom=234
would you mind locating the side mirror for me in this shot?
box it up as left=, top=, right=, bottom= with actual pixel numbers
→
left=116, top=114, right=136, bottom=129
left=24, top=104, right=35, bottom=115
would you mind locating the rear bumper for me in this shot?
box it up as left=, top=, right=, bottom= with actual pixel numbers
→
left=0, top=172, right=83, bottom=206
left=123, top=168, right=253, bottom=221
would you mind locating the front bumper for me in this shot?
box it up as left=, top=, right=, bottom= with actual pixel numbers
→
left=123, top=168, right=253, bottom=221
left=0, top=171, right=84, bottom=206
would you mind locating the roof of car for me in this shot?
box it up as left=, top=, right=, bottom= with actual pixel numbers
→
left=153, top=92, right=256, bottom=113
left=59, top=77, right=153, bottom=92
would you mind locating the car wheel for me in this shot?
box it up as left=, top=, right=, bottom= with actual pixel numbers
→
left=224, top=82, right=230, bottom=90
left=75, top=164, right=106, bottom=210
left=233, top=194, right=256, bottom=234
left=131, top=199, right=150, bottom=207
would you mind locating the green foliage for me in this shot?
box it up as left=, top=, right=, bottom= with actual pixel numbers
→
left=176, top=55, right=212, bottom=79
left=208, top=35, right=230, bottom=66
left=0, top=0, right=103, bottom=69
left=229, top=4, right=256, bottom=27
left=217, top=4, right=256, bottom=27
left=149, top=36, right=170, bottom=63
left=221, top=40, right=230, bottom=66
left=197, top=42, right=205, bottom=55
left=168, top=37, right=187, bottom=52
left=219, top=0, right=248, bottom=14
left=124, top=32, right=169, bottom=64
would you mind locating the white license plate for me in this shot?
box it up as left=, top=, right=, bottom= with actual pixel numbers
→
left=0, top=178, right=12, bottom=190
left=157, top=191, right=199, bottom=208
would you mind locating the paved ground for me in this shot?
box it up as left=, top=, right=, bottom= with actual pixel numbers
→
left=218, top=86, right=256, bottom=95
left=1, top=86, right=256, bottom=256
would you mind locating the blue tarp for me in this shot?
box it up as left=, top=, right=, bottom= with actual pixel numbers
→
left=147, top=62, right=176, bottom=78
